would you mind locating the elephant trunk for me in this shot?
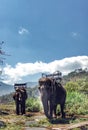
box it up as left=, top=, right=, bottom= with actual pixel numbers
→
left=41, top=93, right=51, bottom=118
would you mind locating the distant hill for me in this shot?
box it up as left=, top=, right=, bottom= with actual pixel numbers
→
left=0, top=82, right=14, bottom=96
left=0, top=86, right=39, bottom=104
left=0, top=81, right=38, bottom=96
left=27, top=82, right=38, bottom=88
left=0, top=68, right=88, bottom=103
left=0, top=81, right=38, bottom=103
left=63, top=68, right=88, bottom=85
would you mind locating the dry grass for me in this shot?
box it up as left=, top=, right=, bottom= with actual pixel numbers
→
left=0, top=101, right=88, bottom=130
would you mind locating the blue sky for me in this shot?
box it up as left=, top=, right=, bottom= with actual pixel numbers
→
left=0, top=0, right=88, bottom=85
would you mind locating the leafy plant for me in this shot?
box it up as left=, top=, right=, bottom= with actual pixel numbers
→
left=66, top=92, right=88, bottom=115
left=65, top=81, right=80, bottom=92
left=26, top=97, right=42, bottom=112
left=81, top=82, right=88, bottom=91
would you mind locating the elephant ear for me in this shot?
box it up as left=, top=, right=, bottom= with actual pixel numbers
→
left=45, top=78, right=52, bottom=86
left=39, top=77, right=46, bottom=86
left=44, top=78, right=53, bottom=91
left=38, top=77, right=52, bottom=87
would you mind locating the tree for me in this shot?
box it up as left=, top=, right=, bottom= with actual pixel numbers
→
left=0, top=41, right=10, bottom=80
left=0, top=41, right=5, bottom=65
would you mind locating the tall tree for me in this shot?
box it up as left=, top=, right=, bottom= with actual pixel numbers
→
left=0, top=41, right=10, bottom=80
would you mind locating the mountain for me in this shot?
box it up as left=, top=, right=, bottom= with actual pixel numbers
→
left=0, top=82, right=14, bottom=96
left=27, top=82, right=38, bottom=88
left=0, top=68, right=88, bottom=97
left=62, top=68, right=88, bottom=85
left=0, top=68, right=88, bottom=103
left=0, top=81, right=38, bottom=96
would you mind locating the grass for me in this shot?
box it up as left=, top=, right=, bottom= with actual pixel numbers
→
left=70, top=125, right=88, bottom=130
left=0, top=90, right=88, bottom=130
left=66, top=91, right=88, bottom=115
left=26, top=97, right=42, bottom=112
left=0, top=124, right=23, bottom=130
left=0, top=113, right=28, bottom=130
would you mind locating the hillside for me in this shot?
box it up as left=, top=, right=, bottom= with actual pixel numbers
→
left=27, top=81, right=38, bottom=88
left=0, top=82, right=14, bottom=96
left=63, top=68, right=88, bottom=85
left=0, top=84, right=39, bottom=103
left=0, top=68, right=88, bottom=103
left=0, top=81, right=38, bottom=96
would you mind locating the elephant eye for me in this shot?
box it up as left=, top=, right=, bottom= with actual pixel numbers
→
left=46, top=80, right=51, bottom=86
left=39, top=83, right=42, bottom=86
left=38, top=86, right=40, bottom=90
left=39, top=81, right=44, bottom=86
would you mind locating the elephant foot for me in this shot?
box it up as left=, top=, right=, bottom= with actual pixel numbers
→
left=45, top=114, right=51, bottom=119
left=45, top=114, right=53, bottom=120
left=61, top=112, right=66, bottom=118
left=47, top=115, right=57, bottom=119
left=57, top=112, right=61, bottom=116
left=53, top=114, right=57, bottom=118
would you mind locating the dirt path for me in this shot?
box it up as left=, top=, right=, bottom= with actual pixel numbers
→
left=52, top=121, right=88, bottom=130
left=24, top=113, right=88, bottom=130
left=0, top=111, right=88, bottom=130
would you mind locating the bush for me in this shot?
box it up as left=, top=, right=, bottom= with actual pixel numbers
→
left=26, top=97, right=42, bottom=112
left=66, top=92, right=88, bottom=115
left=65, top=81, right=80, bottom=92
left=81, top=82, right=88, bottom=91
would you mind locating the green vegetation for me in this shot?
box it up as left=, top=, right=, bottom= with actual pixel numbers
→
left=71, top=125, right=88, bottom=130
left=65, top=81, right=80, bottom=92
left=0, top=124, right=23, bottom=130
left=66, top=91, right=88, bottom=115
left=80, top=82, right=88, bottom=91
left=65, top=80, right=88, bottom=115
left=26, top=97, right=42, bottom=112
left=0, top=69, right=88, bottom=129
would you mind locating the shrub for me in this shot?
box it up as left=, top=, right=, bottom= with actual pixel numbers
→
left=65, top=81, right=80, bottom=92
left=81, top=82, right=88, bottom=91
left=66, top=92, right=88, bottom=115
left=26, top=97, right=42, bottom=112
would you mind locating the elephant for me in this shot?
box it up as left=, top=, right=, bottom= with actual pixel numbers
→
left=38, top=77, right=66, bottom=119
left=13, top=87, right=27, bottom=115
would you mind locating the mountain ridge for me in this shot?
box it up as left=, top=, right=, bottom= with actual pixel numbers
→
left=0, top=81, right=38, bottom=96
left=0, top=68, right=88, bottom=96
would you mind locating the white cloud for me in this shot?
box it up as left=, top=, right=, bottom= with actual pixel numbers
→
left=18, top=27, right=29, bottom=35
left=1, top=56, right=88, bottom=85
left=71, top=32, right=80, bottom=38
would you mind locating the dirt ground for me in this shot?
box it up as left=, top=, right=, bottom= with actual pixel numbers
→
left=0, top=107, right=88, bottom=130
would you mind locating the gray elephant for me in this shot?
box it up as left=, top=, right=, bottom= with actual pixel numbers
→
left=38, top=77, right=66, bottom=119
left=13, top=87, right=27, bottom=115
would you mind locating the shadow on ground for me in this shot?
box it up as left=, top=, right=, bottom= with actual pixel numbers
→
left=49, top=116, right=76, bottom=124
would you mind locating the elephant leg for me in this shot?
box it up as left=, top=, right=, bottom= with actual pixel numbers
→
left=60, top=104, right=65, bottom=118
left=50, top=104, right=57, bottom=118
left=50, top=103, right=53, bottom=118
left=23, top=102, right=26, bottom=114
left=16, top=101, right=20, bottom=115
left=53, top=105, right=57, bottom=118
left=21, top=101, right=26, bottom=115
left=42, top=98, right=50, bottom=118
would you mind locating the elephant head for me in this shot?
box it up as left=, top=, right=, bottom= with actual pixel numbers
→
left=38, top=77, right=56, bottom=118
left=38, top=77, right=66, bottom=119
